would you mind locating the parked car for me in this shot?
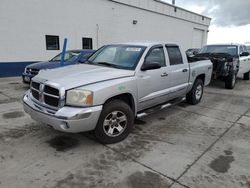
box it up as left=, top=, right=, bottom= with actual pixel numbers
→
left=22, top=49, right=95, bottom=83
left=186, top=48, right=200, bottom=57
left=192, top=44, right=250, bottom=89
left=23, top=42, right=212, bottom=144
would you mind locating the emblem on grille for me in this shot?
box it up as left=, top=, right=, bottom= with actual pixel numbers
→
left=39, top=84, right=44, bottom=102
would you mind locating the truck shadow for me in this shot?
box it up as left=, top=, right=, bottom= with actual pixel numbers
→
left=208, top=77, right=244, bottom=89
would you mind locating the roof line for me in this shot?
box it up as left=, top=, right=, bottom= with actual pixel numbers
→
left=154, top=0, right=211, bottom=20
left=108, top=0, right=211, bottom=27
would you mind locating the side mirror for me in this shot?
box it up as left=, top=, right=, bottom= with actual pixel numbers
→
left=141, top=62, right=161, bottom=71
left=240, top=52, right=249, bottom=57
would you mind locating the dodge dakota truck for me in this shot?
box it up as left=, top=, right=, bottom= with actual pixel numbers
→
left=23, top=42, right=212, bottom=144
left=192, top=44, right=250, bottom=89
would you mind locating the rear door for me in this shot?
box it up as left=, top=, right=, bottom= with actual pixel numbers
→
left=165, top=45, right=189, bottom=97
left=136, top=45, right=171, bottom=111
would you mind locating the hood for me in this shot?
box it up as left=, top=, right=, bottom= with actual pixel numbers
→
left=27, top=61, right=75, bottom=70
left=33, top=64, right=135, bottom=90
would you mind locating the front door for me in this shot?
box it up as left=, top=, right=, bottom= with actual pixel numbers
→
left=136, top=46, right=171, bottom=111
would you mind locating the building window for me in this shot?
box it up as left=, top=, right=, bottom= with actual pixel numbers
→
left=166, top=45, right=183, bottom=66
left=82, top=38, right=93, bottom=49
left=45, top=35, right=60, bottom=50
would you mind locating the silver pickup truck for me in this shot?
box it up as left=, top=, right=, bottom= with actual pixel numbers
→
left=23, top=42, right=212, bottom=144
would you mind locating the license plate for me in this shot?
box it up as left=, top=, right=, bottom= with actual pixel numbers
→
left=24, top=76, right=30, bottom=82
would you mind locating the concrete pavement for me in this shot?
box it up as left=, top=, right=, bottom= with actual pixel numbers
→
left=0, top=77, right=250, bottom=188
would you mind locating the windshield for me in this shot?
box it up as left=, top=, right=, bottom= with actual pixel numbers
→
left=50, top=51, right=81, bottom=62
left=199, top=45, right=238, bottom=56
left=88, top=45, right=146, bottom=70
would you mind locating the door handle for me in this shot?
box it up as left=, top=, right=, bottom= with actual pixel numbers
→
left=161, top=72, right=169, bottom=77
left=182, top=69, right=188, bottom=72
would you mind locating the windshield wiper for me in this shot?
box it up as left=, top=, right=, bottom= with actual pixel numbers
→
left=85, top=60, right=93, bottom=64
left=96, top=62, right=118, bottom=68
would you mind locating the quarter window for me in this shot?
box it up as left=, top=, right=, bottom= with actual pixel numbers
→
left=45, top=35, right=60, bottom=50
left=82, top=38, right=93, bottom=49
left=166, top=46, right=183, bottom=66
left=145, top=47, right=166, bottom=67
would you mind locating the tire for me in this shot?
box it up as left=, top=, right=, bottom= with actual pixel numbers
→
left=186, top=79, right=204, bottom=105
left=225, top=73, right=236, bottom=89
left=94, top=99, right=134, bottom=144
left=243, top=71, right=250, bottom=80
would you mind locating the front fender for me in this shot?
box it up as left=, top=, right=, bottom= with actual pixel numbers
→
left=82, top=77, right=138, bottom=113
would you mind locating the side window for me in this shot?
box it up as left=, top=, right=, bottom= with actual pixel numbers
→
left=243, top=45, right=248, bottom=52
left=240, top=45, right=244, bottom=54
left=145, top=47, right=166, bottom=67
left=166, top=46, right=183, bottom=66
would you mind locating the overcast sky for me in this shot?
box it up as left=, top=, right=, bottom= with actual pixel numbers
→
left=163, top=0, right=250, bottom=44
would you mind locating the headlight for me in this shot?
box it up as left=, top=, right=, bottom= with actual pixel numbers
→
left=66, top=89, right=93, bottom=107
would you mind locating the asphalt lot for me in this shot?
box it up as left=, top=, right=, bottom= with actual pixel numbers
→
left=0, top=77, right=250, bottom=188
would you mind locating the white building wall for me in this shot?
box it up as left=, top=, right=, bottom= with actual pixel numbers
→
left=0, top=0, right=211, bottom=62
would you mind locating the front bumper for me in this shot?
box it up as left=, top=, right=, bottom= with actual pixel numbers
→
left=23, top=91, right=102, bottom=133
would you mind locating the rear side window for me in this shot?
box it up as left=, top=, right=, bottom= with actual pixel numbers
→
left=145, top=47, right=166, bottom=67
left=166, top=46, right=183, bottom=66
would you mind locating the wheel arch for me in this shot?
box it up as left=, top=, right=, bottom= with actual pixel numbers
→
left=195, top=74, right=205, bottom=84
left=104, top=93, right=136, bottom=116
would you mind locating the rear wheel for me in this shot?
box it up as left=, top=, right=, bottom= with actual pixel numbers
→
left=243, top=71, right=250, bottom=80
left=94, top=99, right=134, bottom=144
left=225, top=73, right=236, bottom=89
left=186, top=79, right=204, bottom=105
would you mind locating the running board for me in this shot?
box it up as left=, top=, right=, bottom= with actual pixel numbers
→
left=137, top=97, right=185, bottom=118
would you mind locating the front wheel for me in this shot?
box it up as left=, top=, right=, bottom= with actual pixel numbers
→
left=243, top=71, right=250, bottom=80
left=94, top=99, right=134, bottom=144
left=225, top=73, right=236, bottom=89
left=186, top=79, right=204, bottom=105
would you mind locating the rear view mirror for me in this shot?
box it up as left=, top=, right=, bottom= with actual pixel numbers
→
left=240, top=52, right=249, bottom=57
left=141, top=62, right=161, bottom=71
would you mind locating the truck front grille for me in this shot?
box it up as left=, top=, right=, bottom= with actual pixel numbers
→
left=30, top=81, right=60, bottom=108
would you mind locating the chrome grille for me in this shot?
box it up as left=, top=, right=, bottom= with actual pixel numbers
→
left=30, top=81, right=60, bottom=108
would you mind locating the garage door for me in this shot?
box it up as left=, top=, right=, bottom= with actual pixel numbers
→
left=192, top=28, right=204, bottom=48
